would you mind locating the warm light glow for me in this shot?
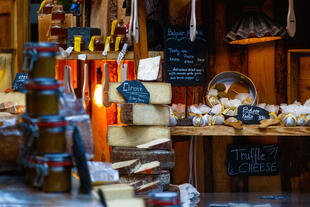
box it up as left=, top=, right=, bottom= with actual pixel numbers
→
left=229, top=36, right=282, bottom=45
left=94, top=84, right=103, bottom=107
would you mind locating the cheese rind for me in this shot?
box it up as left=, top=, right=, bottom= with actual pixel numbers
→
left=134, top=161, right=161, bottom=174
left=107, top=198, right=145, bottom=207
left=120, top=103, right=169, bottom=126
left=108, top=126, right=170, bottom=147
left=112, top=159, right=141, bottom=174
left=108, top=82, right=172, bottom=104
left=136, top=180, right=161, bottom=194
left=136, top=138, right=172, bottom=150
left=93, top=184, right=134, bottom=201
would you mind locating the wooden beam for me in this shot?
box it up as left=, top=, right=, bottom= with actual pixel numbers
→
left=90, top=0, right=109, bottom=41
left=133, top=0, right=149, bottom=72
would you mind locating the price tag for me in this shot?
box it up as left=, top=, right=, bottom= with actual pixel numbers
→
left=237, top=105, right=270, bottom=124
left=117, top=80, right=150, bottom=104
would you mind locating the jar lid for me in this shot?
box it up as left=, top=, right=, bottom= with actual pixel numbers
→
left=37, top=115, right=67, bottom=127
left=25, top=78, right=60, bottom=90
left=24, top=42, right=59, bottom=57
left=149, top=192, right=180, bottom=205
left=38, top=153, right=72, bottom=167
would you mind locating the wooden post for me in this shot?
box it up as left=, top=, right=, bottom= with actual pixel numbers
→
left=90, top=0, right=110, bottom=41
left=133, top=0, right=149, bottom=72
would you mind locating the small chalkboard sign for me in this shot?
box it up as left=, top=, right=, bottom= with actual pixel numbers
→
left=165, top=25, right=207, bottom=86
left=12, top=72, right=29, bottom=92
left=117, top=80, right=150, bottom=104
left=227, top=144, right=280, bottom=176
left=237, top=105, right=270, bottom=124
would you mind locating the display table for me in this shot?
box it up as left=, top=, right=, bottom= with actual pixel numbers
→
left=0, top=176, right=101, bottom=207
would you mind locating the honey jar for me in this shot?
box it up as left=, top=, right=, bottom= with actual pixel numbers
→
left=42, top=0, right=55, bottom=14
left=36, top=115, right=68, bottom=154
left=50, top=20, right=67, bottom=38
left=25, top=78, right=61, bottom=117
left=115, top=19, right=127, bottom=36
left=93, top=36, right=105, bottom=51
left=49, top=36, right=67, bottom=50
left=34, top=153, right=72, bottom=193
left=52, top=5, right=65, bottom=22
left=23, top=42, right=59, bottom=79
left=109, top=36, right=116, bottom=51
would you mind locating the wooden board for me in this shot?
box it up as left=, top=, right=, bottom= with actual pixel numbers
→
left=171, top=126, right=310, bottom=136
left=108, top=82, right=172, bottom=104
left=0, top=0, right=11, bottom=48
left=90, top=0, right=109, bottom=41
left=107, top=125, right=170, bottom=147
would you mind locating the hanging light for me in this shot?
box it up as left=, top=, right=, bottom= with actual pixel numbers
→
left=225, top=0, right=287, bottom=45
left=94, top=67, right=103, bottom=107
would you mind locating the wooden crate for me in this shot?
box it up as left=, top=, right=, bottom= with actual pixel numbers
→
left=288, top=49, right=310, bottom=103
left=38, top=14, right=76, bottom=42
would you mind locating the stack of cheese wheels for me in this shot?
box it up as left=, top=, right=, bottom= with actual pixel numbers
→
left=107, top=64, right=174, bottom=195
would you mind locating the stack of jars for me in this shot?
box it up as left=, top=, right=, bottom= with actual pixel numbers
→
left=102, top=19, right=127, bottom=52
left=21, top=42, right=72, bottom=193
left=47, top=3, right=68, bottom=49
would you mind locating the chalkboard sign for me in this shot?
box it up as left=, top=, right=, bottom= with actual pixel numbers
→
left=237, top=105, right=270, bottom=124
left=227, top=144, right=280, bottom=176
left=12, top=72, right=29, bottom=92
left=117, top=80, right=150, bottom=104
left=165, top=25, right=207, bottom=86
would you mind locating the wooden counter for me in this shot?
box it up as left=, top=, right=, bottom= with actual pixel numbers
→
left=171, top=125, right=310, bottom=137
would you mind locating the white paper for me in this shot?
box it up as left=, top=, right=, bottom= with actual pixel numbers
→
left=137, top=56, right=161, bottom=81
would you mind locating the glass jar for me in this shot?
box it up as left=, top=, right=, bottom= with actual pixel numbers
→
left=36, top=115, right=67, bottom=154
left=23, top=151, right=37, bottom=186
left=52, top=5, right=65, bottom=22
left=42, top=0, right=55, bottom=14
left=93, top=36, right=105, bottom=51
left=50, top=20, right=67, bottom=38
left=23, top=42, right=59, bottom=79
left=115, top=19, right=127, bottom=36
left=25, top=78, right=61, bottom=117
left=73, top=35, right=85, bottom=52
left=49, top=35, right=67, bottom=50
left=34, top=153, right=72, bottom=193
left=148, top=192, right=181, bottom=207
left=109, top=36, right=116, bottom=51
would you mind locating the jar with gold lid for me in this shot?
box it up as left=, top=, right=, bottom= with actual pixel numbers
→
left=115, top=19, right=127, bottom=36
left=52, top=5, right=65, bottom=22
left=36, top=115, right=68, bottom=154
left=42, top=0, right=55, bottom=14
left=34, top=153, right=72, bottom=193
left=25, top=78, right=61, bottom=117
left=23, top=42, right=59, bottom=79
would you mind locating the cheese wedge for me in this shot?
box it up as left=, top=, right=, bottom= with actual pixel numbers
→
left=93, top=184, right=134, bottom=201
left=112, top=159, right=141, bottom=174
left=108, top=82, right=172, bottom=104
left=120, top=103, right=169, bottom=126
left=136, top=180, right=160, bottom=193
left=108, top=126, right=170, bottom=147
left=0, top=92, right=25, bottom=106
left=134, top=161, right=161, bottom=174
left=136, top=138, right=172, bottom=150
left=107, top=198, right=145, bottom=207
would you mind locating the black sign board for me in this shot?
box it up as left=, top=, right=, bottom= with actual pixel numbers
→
left=117, top=80, right=150, bottom=104
left=227, top=144, right=280, bottom=176
left=237, top=105, right=270, bottom=124
left=12, top=72, right=29, bottom=92
left=165, top=25, right=207, bottom=86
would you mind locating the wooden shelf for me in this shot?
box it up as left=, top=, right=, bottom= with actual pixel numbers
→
left=56, top=51, right=164, bottom=60
left=170, top=125, right=310, bottom=136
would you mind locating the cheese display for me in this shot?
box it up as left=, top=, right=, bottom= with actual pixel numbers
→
left=108, top=82, right=172, bottom=104
left=107, top=198, right=145, bottom=207
left=136, top=138, right=172, bottom=150
left=107, top=126, right=170, bottom=147
left=112, top=159, right=141, bottom=174
left=93, top=184, right=134, bottom=200
left=111, top=147, right=175, bottom=170
left=120, top=103, right=170, bottom=126
left=134, top=161, right=161, bottom=174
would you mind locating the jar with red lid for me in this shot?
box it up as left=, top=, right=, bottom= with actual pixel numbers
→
left=148, top=192, right=181, bottom=207
left=23, top=42, right=59, bottom=79
left=34, top=153, right=72, bottom=193
left=42, top=0, right=55, bottom=14
left=25, top=78, right=61, bottom=117
left=36, top=115, right=67, bottom=153
left=52, top=5, right=65, bottom=22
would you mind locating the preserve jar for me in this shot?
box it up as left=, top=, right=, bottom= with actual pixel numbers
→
left=148, top=192, right=181, bottom=207
left=50, top=20, right=67, bottom=38
left=52, top=5, right=65, bottom=22
left=42, top=0, right=55, bottom=14
left=115, top=19, right=127, bottom=36
left=36, top=115, right=68, bottom=153
left=25, top=78, right=61, bottom=117
left=34, top=153, right=72, bottom=193
left=23, top=42, right=59, bottom=79
left=93, top=36, right=105, bottom=51
left=49, top=35, right=67, bottom=50
left=23, top=151, right=37, bottom=186
left=109, top=36, right=116, bottom=51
